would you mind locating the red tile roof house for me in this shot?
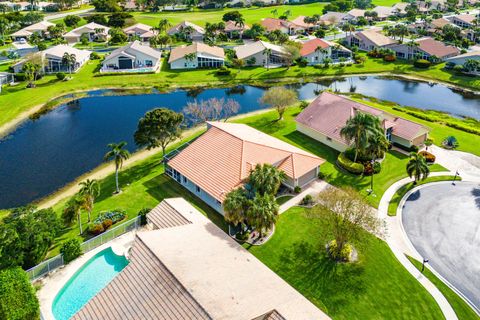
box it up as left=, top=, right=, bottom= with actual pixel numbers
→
left=300, top=38, right=352, bottom=65
left=260, top=17, right=305, bottom=35
left=166, top=122, right=325, bottom=214
left=295, top=92, right=430, bottom=153
left=390, top=37, right=460, bottom=61
left=291, top=15, right=320, bottom=33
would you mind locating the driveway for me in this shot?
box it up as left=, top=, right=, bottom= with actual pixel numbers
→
left=402, top=181, right=480, bottom=312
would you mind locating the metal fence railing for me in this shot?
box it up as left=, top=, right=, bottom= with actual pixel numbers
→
left=26, top=216, right=142, bottom=281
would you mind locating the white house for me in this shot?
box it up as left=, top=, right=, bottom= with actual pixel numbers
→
left=167, top=21, right=205, bottom=41
left=10, top=21, right=55, bottom=41
left=168, top=42, right=224, bottom=69
left=234, top=40, right=286, bottom=67
left=300, top=38, right=352, bottom=64
left=63, top=22, right=110, bottom=44
left=123, top=23, right=157, bottom=42
left=101, top=41, right=162, bottom=73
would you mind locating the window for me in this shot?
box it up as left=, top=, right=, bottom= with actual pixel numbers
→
left=196, top=186, right=201, bottom=193
left=145, top=60, right=153, bottom=67
left=326, top=137, right=332, bottom=141
left=183, top=176, right=187, bottom=183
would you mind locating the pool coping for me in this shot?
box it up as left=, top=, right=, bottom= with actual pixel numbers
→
left=36, top=231, right=136, bottom=320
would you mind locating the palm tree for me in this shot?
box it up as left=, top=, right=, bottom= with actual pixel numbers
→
left=104, top=142, right=130, bottom=194
left=223, top=188, right=247, bottom=228
left=78, top=179, right=100, bottom=223
left=271, top=8, right=278, bottom=18
left=406, top=152, right=430, bottom=184
left=340, top=112, right=383, bottom=163
left=365, top=132, right=389, bottom=192
left=156, top=18, right=172, bottom=33
left=315, top=46, right=328, bottom=64
left=0, top=17, right=9, bottom=46
left=246, top=193, right=279, bottom=238
left=263, top=48, right=272, bottom=70
left=248, top=164, right=286, bottom=196
left=62, top=52, right=76, bottom=75
left=63, top=195, right=85, bottom=234
left=184, top=52, right=196, bottom=67
left=406, top=40, right=419, bottom=60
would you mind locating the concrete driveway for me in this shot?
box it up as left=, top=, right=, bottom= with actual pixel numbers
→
left=402, top=181, right=480, bottom=313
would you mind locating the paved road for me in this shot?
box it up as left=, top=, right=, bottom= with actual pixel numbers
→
left=402, top=181, right=480, bottom=313
left=44, top=8, right=94, bottom=21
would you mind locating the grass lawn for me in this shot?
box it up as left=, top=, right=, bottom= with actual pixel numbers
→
left=1, top=55, right=479, bottom=131
left=234, top=106, right=447, bottom=208
left=275, top=195, right=294, bottom=205
left=387, top=175, right=460, bottom=216
left=244, top=207, right=445, bottom=319
left=407, top=256, right=480, bottom=320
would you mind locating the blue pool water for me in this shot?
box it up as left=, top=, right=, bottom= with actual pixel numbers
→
left=52, top=247, right=129, bottom=320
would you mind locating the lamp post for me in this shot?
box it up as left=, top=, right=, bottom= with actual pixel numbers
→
left=452, top=170, right=460, bottom=186
left=368, top=159, right=376, bottom=197
left=421, top=258, right=429, bottom=273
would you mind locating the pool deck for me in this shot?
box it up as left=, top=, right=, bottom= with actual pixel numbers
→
left=37, top=231, right=136, bottom=320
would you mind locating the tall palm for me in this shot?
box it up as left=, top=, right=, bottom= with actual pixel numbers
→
left=0, top=17, right=9, bottom=46
left=263, top=48, right=272, bottom=70
left=104, top=142, right=130, bottom=194
left=78, top=179, right=100, bottom=223
left=340, top=112, right=383, bottom=163
left=246, top=193, right=279, bottom=238
left=365, top=131, right=389, bottom=192
left=156, top=18, right=172, bottom=33
left=248, top=164, right=286, bottom=196
left=406, top=152, right=430, bottom=184
left=64, top=195, right=85, bottom=234
left=223, top=188, right=247, bottom=227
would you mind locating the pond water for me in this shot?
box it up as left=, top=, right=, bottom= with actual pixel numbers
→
left=0, top=76, right=478, bottom=209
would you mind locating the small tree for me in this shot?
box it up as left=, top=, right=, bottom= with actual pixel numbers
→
left=183, top=97, right=240, bottom=125
left=0, top=268, right=40, bottom=320
left=78, top=179, right=100, bottom=223
left=62, top=52, right=76, bottom=75
left=134, top=108, right=183, bottom=163
left=223, top=188, right=248, bottom=228
left=310, top=187, right=380, bottom=261
left=60, top=238, right=82, bottom=264
left=406, top=152, right=430, bottom=184
left=22, top=61, right=41, bottom=88
left=63, top=194, right=85, bottom=234
left=246, top=193, right=279, bottom=238
left=104, top=141, right=130, bottom=194
left=248, top=163, right=286, bottom=196
left=260, top=87, right=298, bottom=120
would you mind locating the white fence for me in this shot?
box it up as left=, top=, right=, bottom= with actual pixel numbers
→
left=26, top=216, right=142, bottom=281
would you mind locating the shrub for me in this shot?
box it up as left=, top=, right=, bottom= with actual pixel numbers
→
left=419, top=151, right=436, bottom=163
left=318, top=171, right=326, bottom=179
left=327, top=239, right=352, bottom=262
left=0, top=268, right=40, bottom=320
left=235, top=231, right=250, bottom=241
left=453, top=64, right=464, bottom=73
left=414, top=59, right=431, bottom=68
left=93, top=209, right=126, bottom=225
left=383, top=54, right=396, bottom=62
left=216, top=66, right=231, bottom=76
left=443, top=136, right=459, bottom=149
left=373, top=161, right=381, bottom=174
left=90, top=52, right=100, bottom=60
left=296, top=57, right=308, bottom=67
left=89, top=223, right=104, bottom=235
left=409, top=145, right=419, bottom=152
left=299, top=100, right=309, bottom=109
left=424, top=138, right=434, bottom=146
left=301, top=194, right=314, bottom=205
left=102, top=219, right=113, bottom=229
left=445, top=61, right=455, bottom=69
left=294, top=186, right=301, bottom=194
left=37, top=42, right=47, bottom=51
left=60, top=239, right=82, bottom=264
left=137, top=207, right=151, bottom=226
left=56, top=72, right=66, bottom=80
left=337, top=152, right=365, bottom=174
left=344, top=147, right=371, bottom=162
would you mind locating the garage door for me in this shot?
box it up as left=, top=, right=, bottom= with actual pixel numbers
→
left=118, top=57, right=133, bottom=69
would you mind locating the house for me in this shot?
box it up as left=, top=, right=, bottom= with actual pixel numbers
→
left=260, top=18, right=305, bottom=35
left=345, top=30, right=397, bottom=51
left=168, top=42, right=224, bottom=69
left=10, top=21, right=55, bottom=41
left=166, top=122, right=325, bottom=213
left=345, top=9, right=366, bottom=23
left=446, top=50, right=480, bottom=67
left=300, top=38, right=352, bottom=65
left=234, top=40, right=286, bottom=67
left=291, top=16, right=319, bottom=33
left=372, top=6, right=395, bottom=20
left=123, top=23, right=156, bottom=42
left=451, top=14, right=476, bottom=29
left=295, top=92, right=430, bottom=152
left=63, top=22, right=110, bottom=44
left=167, top=21, right=205, bottom=41
left=72, top=198, right=330, bottom=320
left=392, top=2, right=409, bottom=16
left=391, top=37, right=460, bottom=61
left=12, top=45, right=91, bottom=74
left=223, top=20, right=249, bottom=38
left=101, top=41, right=161, bottom=73
left=320, top=12, right=347, bottom=25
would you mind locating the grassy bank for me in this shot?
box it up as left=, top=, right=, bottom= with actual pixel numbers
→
left=387, top=175, right=460, bottom=216
left=407, top=256, right=480, bottom=320
left=1, top=55, right=479, bottom=134
left=245, top=207, right=445, bottom=319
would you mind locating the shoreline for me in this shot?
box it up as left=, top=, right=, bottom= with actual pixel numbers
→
left=0, top=72, right=478, bottom=139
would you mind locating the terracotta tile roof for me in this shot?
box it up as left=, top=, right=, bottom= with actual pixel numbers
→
left=167, top=122, right=324, bottom=201
left=224, top=20, right=249, bottom=32
left=416, top=37, right=460, bottom=58
left=430, top=18, right=452, bottom=29
left=454, top=14, right=476, bottom=24
left=355, top=30, right=397, bottom=47
left=260, top=18, right=302, bottom=32
left=168, top=42, right=224, bottom=63
left=291, top=15, right=315, bottom=28
left=300, top=38, right=331, bottom=56
left=347, top=8, right=366, bottom=17
left=146, top=199, right=192, bottom=229
left=295, top=92, right=429, bottom=144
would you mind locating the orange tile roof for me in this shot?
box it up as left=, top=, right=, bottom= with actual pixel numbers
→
left=260, top=18, right=302, bottom=32
left=167, top=122, right=324, bottom=201
left=300, top=38, right=331, bottom=56
left=416, top=37, right=460, bottom=58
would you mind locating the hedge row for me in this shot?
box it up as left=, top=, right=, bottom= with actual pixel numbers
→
left=336, top=152, right=365, bottom=175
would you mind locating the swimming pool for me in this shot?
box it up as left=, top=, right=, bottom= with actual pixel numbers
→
left=52, top=247, right=129, bottom=320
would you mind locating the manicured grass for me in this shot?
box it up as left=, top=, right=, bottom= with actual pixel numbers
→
left=234, top=106, right=447, bottom=208
left=348, top=96, right=480, bottom=157
left=244, top=207, right=445, bottom=319
left=407, top=256, right=480, bottom=320
left=275, top=195, right=294, bottom=205
left=1, top=55, right=479, bottom=131
left=387, top=175, right=460, bottom=216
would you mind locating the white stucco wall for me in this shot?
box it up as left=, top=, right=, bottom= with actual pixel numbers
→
left=103, top=50, right=160, bottom=69
left=303, top=47, right=332, bottom=65
left=296, top=123, right=348, bottom=152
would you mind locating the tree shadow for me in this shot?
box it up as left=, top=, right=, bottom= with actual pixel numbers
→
left=471, top=187, right=480, bottom=209
left=406, top=190, right=421, bottom=202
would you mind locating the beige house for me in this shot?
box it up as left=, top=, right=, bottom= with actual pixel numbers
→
left=234, top=40, right=286, bottom=67
left=345, top=30, right=397, bottom=51
left=168, top=42, right=224, bottom=69
left=291, top=15, right=319, bottom=32
left=166, top=122, right=325, bottom=213
left=10, top=21, right=55, bottom=41
left=372, top=6, right=395, bottom=20
left=391, top=37, right=460, bottom=61
left=101, top=41, right=161, bottom=72
left=167, top=21, right=205, bottom=41
left=63, top=22, right=110, bottom=44
left=73, top=198, right=330, bottom=320
left=451, top=14, right=476, bottom=29
left=296, top=92, right=430, bottom=152
left=260, top=17, right=305, bottom=35
left=123, top=23, right=156, bottom=42
left=223, top=20, right=249, bottom=38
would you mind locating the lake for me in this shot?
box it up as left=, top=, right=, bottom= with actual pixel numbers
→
left=0, top=76, right=478, bottom=209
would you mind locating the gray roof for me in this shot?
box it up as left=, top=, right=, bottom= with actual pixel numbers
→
left=146, top=199, right=192, bottom=229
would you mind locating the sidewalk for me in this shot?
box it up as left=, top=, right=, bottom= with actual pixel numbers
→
left=279, top=180, right=329, bottom=214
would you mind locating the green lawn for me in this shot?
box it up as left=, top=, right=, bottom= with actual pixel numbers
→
left=387, top=175, right=460, bottom=216
left=1, top=55, right=479, bottom=132
left=407, top=256, right=480, bottom=320
left=244, top=207, right=445, bottom=319
left=275, top=195, right=294, bottom=205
